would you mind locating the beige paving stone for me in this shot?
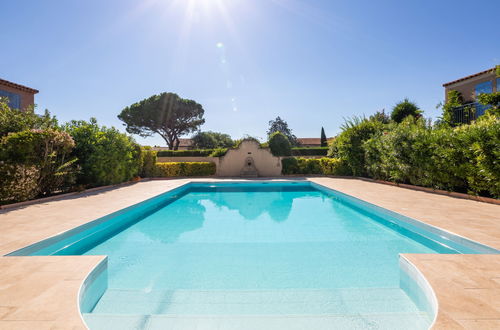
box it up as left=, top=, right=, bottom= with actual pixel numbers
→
left=458, top=319, right=500, bottom=329
left=0, top=256, right=104, bottom=329
left=404, top=254, right=500, bottom=329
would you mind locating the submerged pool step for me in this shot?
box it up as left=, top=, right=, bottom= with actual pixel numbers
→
left=83, top=311, right=431, bottom=330
left=91, top=288, right=422, bottom=315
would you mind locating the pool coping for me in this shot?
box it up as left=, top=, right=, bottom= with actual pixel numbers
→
left=0, top=177, right=499, bottom=329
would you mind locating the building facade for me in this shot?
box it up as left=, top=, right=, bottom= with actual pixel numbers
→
left=443, top=67, right=499, bottom=122
left=443, top=67, right=499, bottom=102
left=0, top=78, right=39, bottom=111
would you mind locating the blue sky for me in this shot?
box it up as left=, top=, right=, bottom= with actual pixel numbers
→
left=2, top=0, right=499, bottom=146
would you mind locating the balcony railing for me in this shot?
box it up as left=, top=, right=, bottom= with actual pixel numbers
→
left=451, top=102, right=490, bottom=125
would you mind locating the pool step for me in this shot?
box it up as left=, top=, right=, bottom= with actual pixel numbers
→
left=83, top=311, right=431, bottom=330
left=91, top=288, right=422, bottom=315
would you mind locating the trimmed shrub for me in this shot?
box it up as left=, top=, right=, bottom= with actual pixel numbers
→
left=156, top=148, right=228, bottom=157
left=291, top=147, right=329, bottom=156
left=155, top=162, right=216, bottom=177
left=139, top=147, right=157, bottom=178
left=318, top=158, right=351, bottom=176
left=281, top=157, right=350, bottom=176
left=157, top=149, right=214, bottom=157
left=268, top=131, right=291, bottom=156
left=281, top=157, right=299, bottom=175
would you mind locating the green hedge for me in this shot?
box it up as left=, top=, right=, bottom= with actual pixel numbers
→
left=139, top=148, right=157, bottom=178
left=64, top=119, right=141, bottom=187
left=363, top=115, right=500, bottom=198
left=282, top=157, right=350, bottom=175
left=291, top=147, right=329, bottom=156
left=155, top=162, right=216, bottom=177
left=156, top=149, right=228, bottom=157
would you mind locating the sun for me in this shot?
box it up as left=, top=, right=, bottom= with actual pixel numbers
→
left=179, top=0, right=229, bottom=15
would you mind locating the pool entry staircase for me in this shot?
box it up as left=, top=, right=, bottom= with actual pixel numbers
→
left=83, top=287, right=430, bottom=329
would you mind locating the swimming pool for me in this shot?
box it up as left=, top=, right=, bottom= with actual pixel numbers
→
left=9, top=181, right=498, bottom=329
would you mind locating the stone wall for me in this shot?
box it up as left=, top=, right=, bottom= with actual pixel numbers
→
left=158, top=140, right=281, bottom=177
left=217, top=140, right=281, bottom=177
left=156, top=140, right=282, bottom=177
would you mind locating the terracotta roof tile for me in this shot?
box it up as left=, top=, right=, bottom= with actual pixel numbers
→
left=297, top=138, right=334, bottom=145
left=0, top=78, right=39, bottom=94
left=442, top=67, right=496, bottom=87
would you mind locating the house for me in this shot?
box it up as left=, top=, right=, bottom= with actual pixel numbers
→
left=0, top=78, right=39, bottom=111
left=297, top=138, right=333, bottom=147
left=443, top=67, right=499, bottom=122
left=152, top=139, right=194, bottom=151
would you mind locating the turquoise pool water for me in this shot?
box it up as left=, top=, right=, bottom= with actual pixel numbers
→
left=10, top=182, right=498, bottom=329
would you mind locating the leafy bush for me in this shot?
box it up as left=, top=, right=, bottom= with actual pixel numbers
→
left=64, top=118, right=141, bottom=187
left=268, top=131, right=291, bottom=156
left=391, top=98, right=421, bottom=123
left=0, top=164, right=40, bottom=203
left=281, top=158, right=299, bottom=174
left=363, top=115, right=500, bottom=197
left=318, top=158, right=351, bottom=176
left=157, top=149, right=215, bottom=157
left=478, top=91, right=500, bottom=116
left=281, top=157, right=350, bottom=176
left=291, top=147, right=328, bottom=156
left=0, top=98, right=58, bottom=138
left=155, top=162, right=216, bottom=177
left=0, top=129, right=77, bottom=197
left=139, top=147, right=157, bottom=178
left=209, top=148, right=228, bottom=157
left=267, top=116, right=298, bottom=146
left=328, top=119, right=384, bottom=176
left=233, top=136, right=262, bottom=149
left=440, top=90, right=465, bottom=126
left=0, top=99, right=77, bottom=203
left=458, top=115, right=500, bottom=197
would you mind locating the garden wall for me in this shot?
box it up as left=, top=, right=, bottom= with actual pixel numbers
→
left=217, top=140, right=282, bottom=177
left=156, top=141, right=281, bottom=177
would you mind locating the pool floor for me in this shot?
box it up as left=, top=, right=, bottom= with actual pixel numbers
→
left=80, top=184, right=437, bottom=329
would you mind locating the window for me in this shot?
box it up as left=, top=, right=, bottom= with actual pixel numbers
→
left=497, top=78, right=500, bottom=93
left=0, top=89, right=21, bottom=109
left=475, top=81, right=493, bottom=96
left=475, top=81, right=493, bottom=116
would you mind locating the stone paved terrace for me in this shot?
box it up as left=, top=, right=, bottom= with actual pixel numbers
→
left=0, top=178, right=499, bottom=329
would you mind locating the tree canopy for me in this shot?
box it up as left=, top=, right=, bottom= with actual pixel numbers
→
left=191, top=131, right=233, bottom=149
left=267, top=116, right=298, bottom=146
left=391, top=98, right=422, bottom=123
left=118, top=92, right=205, bottom=150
